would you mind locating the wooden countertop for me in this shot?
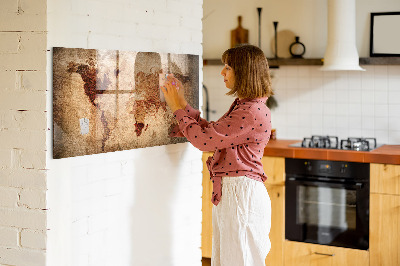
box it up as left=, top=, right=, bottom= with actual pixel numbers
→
left=263, top=139, right=400, bottom=165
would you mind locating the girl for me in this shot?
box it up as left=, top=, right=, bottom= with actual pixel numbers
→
left=162, top=44, right=273, bottom=266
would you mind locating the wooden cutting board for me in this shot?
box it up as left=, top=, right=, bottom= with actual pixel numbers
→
left=231, top=16, right=249, bottom=48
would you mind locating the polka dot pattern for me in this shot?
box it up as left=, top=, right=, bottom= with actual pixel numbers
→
left=171, top=97, right=272, bottom=206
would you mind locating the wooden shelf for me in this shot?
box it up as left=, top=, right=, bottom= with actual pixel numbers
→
left=203, top=57, right=400, bottom=67
left=359, top=57, right=400, bottom=65
left=203, top=58, right=323, bottom=67
left=268, top=58, right=323, bottom=67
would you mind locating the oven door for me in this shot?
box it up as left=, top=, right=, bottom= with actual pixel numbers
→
left=285, top=177, right=369, bottom=250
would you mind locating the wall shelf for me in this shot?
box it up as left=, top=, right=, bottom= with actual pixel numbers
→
left=203, top=57, right=400, bottom=67
left=359, top=57, right=400, bottom=65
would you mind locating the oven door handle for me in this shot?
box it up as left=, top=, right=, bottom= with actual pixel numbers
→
left=287, top=177, right=364, bottom=189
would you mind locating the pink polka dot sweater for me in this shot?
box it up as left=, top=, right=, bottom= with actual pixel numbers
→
left=171, top=97, right=272, bottom=206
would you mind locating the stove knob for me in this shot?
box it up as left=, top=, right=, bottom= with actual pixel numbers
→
left=340, top=164, right=347, bottom=174
left=305, top=162, right=312, bottom=171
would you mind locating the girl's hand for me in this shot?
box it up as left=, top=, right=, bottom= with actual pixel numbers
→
left=173, top=77, right=187, bottom=108
left=161, top=77, right=185, bottom=113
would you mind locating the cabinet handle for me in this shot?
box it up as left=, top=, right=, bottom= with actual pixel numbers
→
left=314, top=252, right=335, bottom=257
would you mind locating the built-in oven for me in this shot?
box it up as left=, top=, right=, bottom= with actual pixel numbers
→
left=285, top=158, right=370, bottom=250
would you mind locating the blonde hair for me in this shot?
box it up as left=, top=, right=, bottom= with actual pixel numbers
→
left=221, top=44, right=273, bottom=99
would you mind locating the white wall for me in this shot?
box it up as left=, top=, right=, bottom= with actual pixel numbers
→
left=46, top=1, right=203, bottom=266
left=0, top=0, right=48, bottom=265
left=203, top=0, right=400, bottom=58
left=203, top=0, right=400, bottom=145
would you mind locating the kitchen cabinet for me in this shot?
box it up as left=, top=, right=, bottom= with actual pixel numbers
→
left=261, top=156, right=285, bottom=266
left=370, top=163, right=400, bottom=195
left=284, top=241, right=369, bottom=266
left=370, top=163, right=400, bottom=266
left=202, top=152, right=213, bottom=258
left=201, top=154, right=286, bottom=266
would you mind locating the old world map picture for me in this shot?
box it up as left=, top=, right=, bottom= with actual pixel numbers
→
left=52, top=47, right=199, bottom=159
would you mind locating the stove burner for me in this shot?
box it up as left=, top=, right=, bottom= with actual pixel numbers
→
left=301, top=135, right=339, bottom=149
left=340, top=137, right=377, bottom=151
left=294, top=136, right=378, bottom=151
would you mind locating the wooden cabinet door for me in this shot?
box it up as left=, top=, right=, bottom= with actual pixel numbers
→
left=264, top=184, right=284, bottom=266
left=370, top=193, right=400, bottom=266
left=370, top=163, right=400, bottom=195
left=262, top=156, right=285, bottom=186
left=202, top=152, right=213, bottom=258
left=284, top=241, right=369, bottom=266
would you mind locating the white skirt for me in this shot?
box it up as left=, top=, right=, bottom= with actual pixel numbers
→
left=212, top=176, right=271, bottom=266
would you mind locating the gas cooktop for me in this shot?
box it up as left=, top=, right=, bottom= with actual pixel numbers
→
left=289, top=135, right=382, bottom=151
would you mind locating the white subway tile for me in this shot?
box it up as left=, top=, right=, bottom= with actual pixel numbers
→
left=348, top=72, right=362, bottom=90
left=348, top=116, right=362, bottom=129
left=388, top=117, right=400, bottom=131
left=348, top=90, right=362, bottom=104
left=388, top=131, right=400, bottom=143
left=361, top=103, right=375, bottom=116
left=389, top=104, right=400, bottom=117
left=323, top=84, right=336, bottom=103
left=336, top=90, right=349, bottom=103
left=374, top=130, right=389, bottom=144
left=323, top=103, right=336, bottom=116
left=362, top=74, right=375, bottom=91
left=323, top=115, right=336, bottom=130
left=348, top=128, right=362, bottom=137
left=362, top=90, right=375, bottom=104
left=375, top=104, right=389, bottom=117
left=388, top=76, right=400, bottom=91
left=374, top=117, right=389, bottom=131
left=374, top=90, right=388, bottom=104
left=285, top=66, right=298, bottom=77
left=362, top=116, right=375, bottom=130
left=388, top=65, right=400, bottom=75
left=322, top=70, right=335, bottom=78
left=336, top=115, right=348, bottom=129
left=374, top=65, right=388, bottom=77
left=335, top=72, right=348, bottom=90
left=374, top=77, right=388, bottom=92
left=336, top=103, right=349, bottom=116
left=388, top=91, right=400, bottom=104
left=298, top=67, right=311, bottom=78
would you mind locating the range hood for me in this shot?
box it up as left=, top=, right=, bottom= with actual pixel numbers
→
left=320, top=0, right=365, bottom=71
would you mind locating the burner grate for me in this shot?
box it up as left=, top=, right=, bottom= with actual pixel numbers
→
left=340, top=137, right=377, bottom=151
left=301, top=135, right=339, bottom=149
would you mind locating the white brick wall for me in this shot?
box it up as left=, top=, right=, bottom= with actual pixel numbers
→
left=46, top=1, right=203, bottom=266
left=0, top=0, right=48, bottom=265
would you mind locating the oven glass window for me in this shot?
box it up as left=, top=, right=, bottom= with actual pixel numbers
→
left=297, top=186, right=356, bottom=230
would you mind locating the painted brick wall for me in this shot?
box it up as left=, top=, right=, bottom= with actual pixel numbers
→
left=46, top=0, right=203, bottom=266
left=0, top=0, right=48, bottom=265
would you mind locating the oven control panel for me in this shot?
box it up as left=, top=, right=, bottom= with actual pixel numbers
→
left=286, top=158, right=369, bottom=180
